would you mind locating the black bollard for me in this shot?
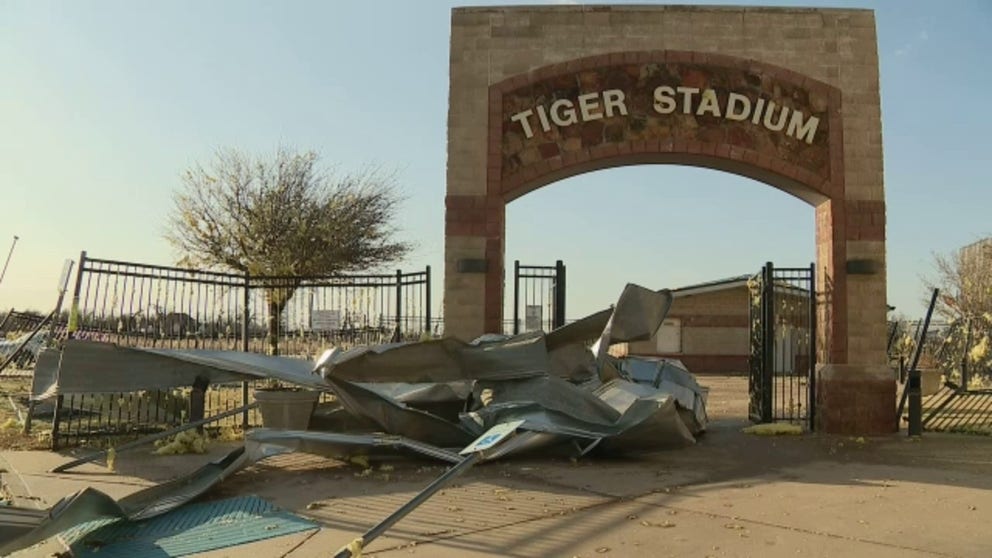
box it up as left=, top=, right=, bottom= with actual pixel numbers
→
left=907, top=367, right=922, bottom=436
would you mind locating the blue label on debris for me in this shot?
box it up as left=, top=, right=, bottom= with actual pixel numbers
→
left=460, top=420, right=525, bottom=455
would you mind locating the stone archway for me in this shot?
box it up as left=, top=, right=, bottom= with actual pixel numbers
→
left=444, top=5, right=889, bottom=434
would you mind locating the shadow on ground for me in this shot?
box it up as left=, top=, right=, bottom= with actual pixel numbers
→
left=32, top=375, right=992, bottom=558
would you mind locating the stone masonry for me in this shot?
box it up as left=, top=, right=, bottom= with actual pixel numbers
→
left=445, top=5, right=889, bottom=434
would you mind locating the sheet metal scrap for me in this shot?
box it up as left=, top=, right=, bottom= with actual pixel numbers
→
left=5, top=431, right=465, bottom=556
left=245, top=429, right=462, bottom=464
left=313, top=330, right=551, bottom=383
left=323, top=377, right=476, bottom=448
left=7, top=283, right=712, bottom=557
left=31, top=283, right=707, bottom=458
left=31, top=341, right=326, bottom=401
left=0, top=446, right=248, bottom=556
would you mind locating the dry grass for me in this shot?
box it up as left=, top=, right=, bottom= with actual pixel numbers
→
left=0, top=377, right=51, bottom=450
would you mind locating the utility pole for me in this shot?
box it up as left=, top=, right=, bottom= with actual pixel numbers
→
left=0, top=235, right=18, bottom=286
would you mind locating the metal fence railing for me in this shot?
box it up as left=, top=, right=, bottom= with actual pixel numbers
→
left=0, top=310, right=71, bottom=374
left=748, top=262, right=817, bottom=429
left=512, top=260, right=566, bottom=335
left=46, top=251, right=432, bottom=447
left=67, top=252, right=432, bottom=354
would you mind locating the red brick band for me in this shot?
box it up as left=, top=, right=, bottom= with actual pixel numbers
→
left=845, top=200, right=885, bottom=241
left=445, top=195, right=504, bottom=237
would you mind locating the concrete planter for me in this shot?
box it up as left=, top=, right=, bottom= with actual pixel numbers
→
left=920, top=368, right=943, bottom=397
left=254, top=389, right=320, bottom=430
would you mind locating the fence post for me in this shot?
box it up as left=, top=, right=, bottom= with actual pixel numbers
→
left=241, top=271, right=250, bottom=430
left=808, top=262, right=817, bottom=431
left=394, top=269, right=403, bottom=341
left=554, top=260, right=566, bottom=330
left=51, top=251, right=87, bottom=450
left=761, top=262, right=775, bottom=423
left=424, top=266, right=432, bottom=335
left=907, top=367, right=922, bottom=436
left=898, top=288, right=938, bottom=432
left=961, top=318, right=973, bottom=391
left=0, top=308, right=12, bottom=332
left=190, top=376, right=208, bottom=432
left=513, top=261, right=520, bottom=335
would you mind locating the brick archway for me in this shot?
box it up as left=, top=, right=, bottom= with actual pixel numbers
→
left=445, top=6, right=889, bottom=434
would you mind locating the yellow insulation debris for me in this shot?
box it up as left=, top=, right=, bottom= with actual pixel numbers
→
left=154, top=430, right=208, bottom=455
left=741, top=423, right=803, bottom=436
left=343, top=537, right=364, bottom=557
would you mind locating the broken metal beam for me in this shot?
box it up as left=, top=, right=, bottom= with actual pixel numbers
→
left=51, top=402, right=258, bottom=473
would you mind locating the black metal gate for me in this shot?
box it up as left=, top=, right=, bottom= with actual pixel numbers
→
left=748, top=262, right=817, bottom=429
left=512, top=260, right=566, bottom=334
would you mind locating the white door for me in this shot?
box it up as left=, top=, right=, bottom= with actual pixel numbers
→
left=656, top=318, right=682, bottom=353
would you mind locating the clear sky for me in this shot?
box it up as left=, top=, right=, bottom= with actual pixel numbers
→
left=1, top=0, right=989, bottom=321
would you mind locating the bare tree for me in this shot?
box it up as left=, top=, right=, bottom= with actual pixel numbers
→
left=921, top=240, right=992, bottom=386
left=924, top=241, right=992, bottom=321
left=166, top=148, right=411, bottom=354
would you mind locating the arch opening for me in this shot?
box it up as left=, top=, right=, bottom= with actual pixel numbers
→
left=444, top=5, right=890, bottom=434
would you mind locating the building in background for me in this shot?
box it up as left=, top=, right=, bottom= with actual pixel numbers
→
left=961, top=237, right=992, bottom=265
left=616, top=276, right=752, bottom=374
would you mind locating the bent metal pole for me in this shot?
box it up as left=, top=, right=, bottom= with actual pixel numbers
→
left=0, top=235, right=19, bottom=286
left=332, top=420, right=526, bottom=558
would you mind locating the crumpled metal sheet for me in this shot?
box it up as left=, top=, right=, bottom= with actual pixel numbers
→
left=544, top=308, right=613, bottom=350
left=29, top=283, right=704, bottom=466
left=361, top=381, right=473, bottom=405
left=0, top=446, right=248, bottom=556
left=461, top=386, right=696, bottom=448
left=591, top=285, right=674, bottom=367
left=0, top=506, right=52, bottom=554
left=621, top=357, right=709, bottom=434
left=0, top=331, right=48, bottom=360
left=314, top=331, right=551, bottom=383
left=592, top=380, right=696, bottom=451
left=245, top=429, right=462, bottom=464
left=547, top=343, right=598, bottom=383
left=326, top=377, right=474, bottom=448
left=3, top=283, right=711, bottom=556
left=468, top=376, right=622, bottom=429
left=29, top=348, right=62, bottom=401
left=31, top=340, right=327, bottom=401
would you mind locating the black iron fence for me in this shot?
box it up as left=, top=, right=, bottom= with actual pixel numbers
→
left=0, top=310, right=46, bottom=336
left=891, top=310, right=992, bottom=434
left=0, top=310, right=70, bottom=373
left=49, top=251, right=432, bottom=447
left=66, top=253, right=432, bottom=354
left=52, top=383, right=277, bottom=447
left=512, top=260, right=566, bottom=334
left=748, top=262, right=817, bottom=429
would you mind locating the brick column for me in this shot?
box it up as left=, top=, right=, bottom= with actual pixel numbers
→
left=816, top=197, right=891, bottom=434
left=444, top=195, right=505, bottom=339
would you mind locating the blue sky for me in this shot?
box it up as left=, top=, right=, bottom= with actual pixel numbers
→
left=0, top=0, right=989, bottom=321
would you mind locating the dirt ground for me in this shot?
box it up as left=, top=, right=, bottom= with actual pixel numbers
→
left=4, top=374, right=992, bottom=557
left=201, top=374, right=992, bottom=556
left=0, top=376, right=50, bottom=451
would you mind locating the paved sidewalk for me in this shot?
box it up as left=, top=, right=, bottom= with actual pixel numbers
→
left=3, top=424, right=991, bottom=558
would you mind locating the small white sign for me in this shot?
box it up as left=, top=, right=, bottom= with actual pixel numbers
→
left=524, top=305, right=543, bottom=332
left=312, top=309, right=341, bottom=332
left=460, top=420, right=525, bottom=455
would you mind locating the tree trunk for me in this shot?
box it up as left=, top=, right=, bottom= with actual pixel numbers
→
left=267, top=298, right=282, bottom=356
left=264, top=283, right=298, bottom=356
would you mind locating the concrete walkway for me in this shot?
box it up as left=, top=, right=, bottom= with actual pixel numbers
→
left=3, top=422, right=991, bottom=558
